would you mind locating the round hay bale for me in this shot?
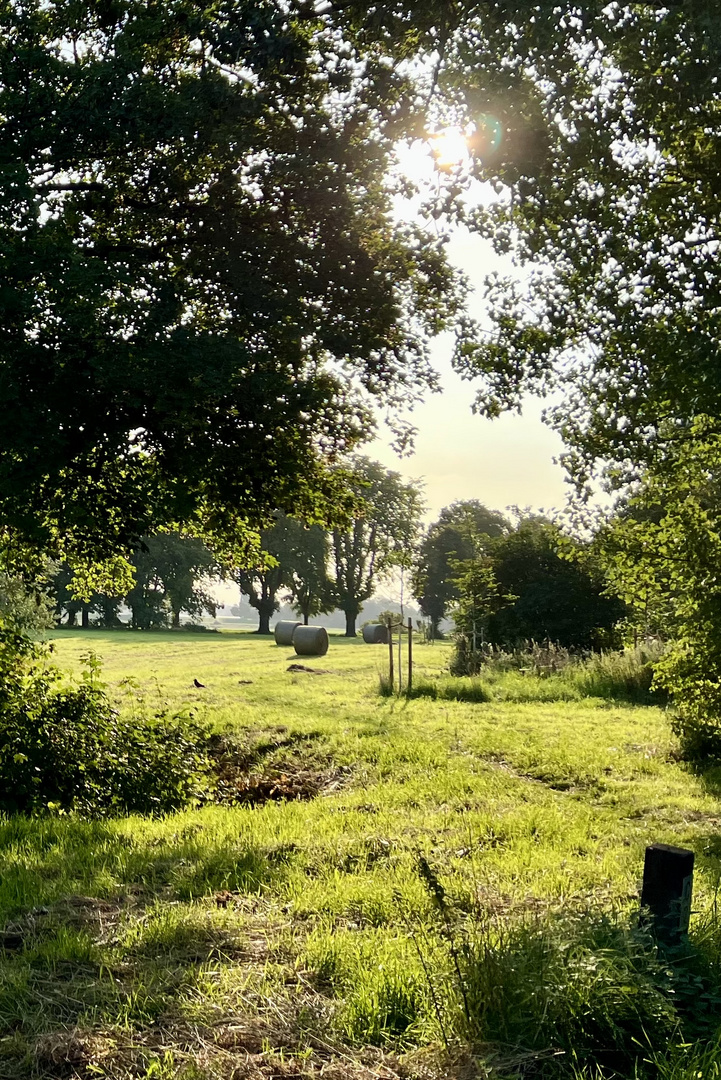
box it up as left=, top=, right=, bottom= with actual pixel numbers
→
left=293, top=625, right=329, bottom=657
left=362, top=623, right=389, bottom=644
left=274, top=620, right=302, bottom=646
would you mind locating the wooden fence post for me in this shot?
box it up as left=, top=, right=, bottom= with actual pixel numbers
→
left=387, top=617, right=394, bottom=691
left=640, top=843, right=694, bottom=945
left=407, top=617, right=413, bottom=694
left=397, top=621, right=402, bottom=693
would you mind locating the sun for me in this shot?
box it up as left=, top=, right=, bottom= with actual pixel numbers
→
left=428, top=127, right=470, bottom=170
left=394, top=127, right=471, bottom=186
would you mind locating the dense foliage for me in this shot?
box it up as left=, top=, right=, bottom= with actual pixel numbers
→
left=0, top=569, right=56, bottom=631
left=0, top=0, right=463, bottom=562
left=487, top=518, right=625, bottom=650
left=0, top=630, right=212, bottom=815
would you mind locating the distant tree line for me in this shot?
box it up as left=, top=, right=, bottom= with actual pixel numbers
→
left=3, top=464, right=655, bottom=652
left=36, top=456, right=425, bottom=638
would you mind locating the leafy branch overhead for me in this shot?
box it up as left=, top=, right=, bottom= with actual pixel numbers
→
left=0, top=0, right=465, bottom=559
left=441, top=1, right=721, bottom=488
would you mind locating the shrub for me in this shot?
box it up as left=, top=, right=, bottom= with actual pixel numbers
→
left=659, top=641, right=721, bottom=768
left=669, top=711, right=721, bottom=767
left=0, top=627, right=212, bottom=816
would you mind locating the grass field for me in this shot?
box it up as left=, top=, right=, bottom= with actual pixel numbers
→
left=1, top=630, right=721, bottom=1079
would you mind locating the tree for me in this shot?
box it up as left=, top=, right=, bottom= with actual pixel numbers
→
left=412, top=501, right=509, bottom=638
left=449, top=552, right=515, bottom=675
left=329, top=458, right=424, bottom=637
left=0, top=0, right=465, bottom=563
left=144, top=534, right=218, bottom=629
left=234, top=515, right=299, bottom=635
left=127, top=533, right=218, bottom=629
left=486, top=518, right=625, bottom=651
left=283, top=524, right=334, bottom=626
left=432, top=5, right=721, bottom=720
left=442, top=3, right=721, bottom=489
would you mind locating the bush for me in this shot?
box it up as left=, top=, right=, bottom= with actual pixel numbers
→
left=658, top=641, right=721, bottom=768
left=0, top=627, right=212, bottom=816
left=670, top=712, right=721, bottom=767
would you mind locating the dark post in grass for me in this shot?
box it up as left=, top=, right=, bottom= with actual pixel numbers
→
left=397, top=620, right=402, bottom=693
left=640, top=843, right=694, bottom=945
left=407, top=617, right=413, bottom=694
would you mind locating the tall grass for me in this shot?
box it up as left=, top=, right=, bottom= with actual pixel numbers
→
left=411, top=859, right=721, bottom=1079
left=401, top=643, right=666, bottom=705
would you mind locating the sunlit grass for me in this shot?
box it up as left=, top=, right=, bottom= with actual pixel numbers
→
left=0, top=629, right=717, bottom=1077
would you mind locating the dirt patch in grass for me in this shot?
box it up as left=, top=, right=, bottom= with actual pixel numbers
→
left=213, top=762, right=351, bottom=806
left=209, top=731, right=351, bottom=806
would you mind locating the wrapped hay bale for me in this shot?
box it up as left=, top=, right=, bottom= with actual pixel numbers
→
left=293, top=625, right=329, bottom=657
left=362, top=623, right=389, bottom=644
left=274, top=620, right=302, bottom=646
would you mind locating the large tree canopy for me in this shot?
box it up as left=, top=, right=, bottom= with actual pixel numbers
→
left=487, top=517, right=625, bottom=650
left=440, top=1, right=721, bottom=488
left=0, top=0, right=463, bottom=560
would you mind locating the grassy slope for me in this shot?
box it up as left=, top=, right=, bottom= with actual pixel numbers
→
left=0, top=630, right=719, bottom=1079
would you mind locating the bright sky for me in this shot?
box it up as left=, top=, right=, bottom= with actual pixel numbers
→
left=367, top=166, right=570, bottom=525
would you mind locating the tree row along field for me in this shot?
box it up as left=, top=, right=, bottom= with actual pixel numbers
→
left=0, top=629, right=718, bottom=1080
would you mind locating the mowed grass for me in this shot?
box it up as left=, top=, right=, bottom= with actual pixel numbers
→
left=1, top=629, right=720, bottom=1079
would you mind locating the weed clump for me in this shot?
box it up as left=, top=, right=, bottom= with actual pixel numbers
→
left=406, top=677, right=492, bottom=704
left=412, top=858, right=721, bottom=1078
left=0, top=627, right=212, bottom=816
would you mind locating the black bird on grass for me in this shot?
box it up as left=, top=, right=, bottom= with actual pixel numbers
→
left=193, top=678, right=206, bottom=688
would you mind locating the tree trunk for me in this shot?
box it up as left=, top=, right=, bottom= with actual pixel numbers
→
left=172, top=610, right=181, bottom=628
left=66, top=609, right=78, bottom=627
left=81, top=607, right=89, bottom=629
left=344, top=610, right=358, bottom=637
left=257, top=610, right=272, bottom=635
left=303, top=613, right=309, bottom=625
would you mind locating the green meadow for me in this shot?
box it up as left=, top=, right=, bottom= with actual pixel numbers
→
left=1, top=630, right=720, bottom=1080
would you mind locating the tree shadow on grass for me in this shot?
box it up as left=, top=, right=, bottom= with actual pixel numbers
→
left=0, top=813, right=303, bottom=1078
